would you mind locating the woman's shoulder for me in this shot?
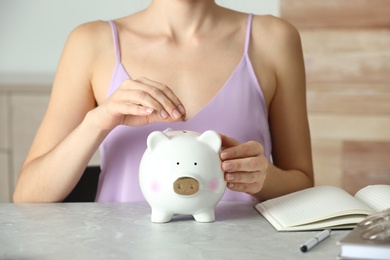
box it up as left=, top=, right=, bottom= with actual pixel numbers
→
left=252, top=14, right=300, bottom=42
left=250, top=14, right=302, bottom=67
left=248, top=14, right=304, bottom=93
left=59, top=20, right=114, bottom=67
left=67, top=20, right=111, bottom=46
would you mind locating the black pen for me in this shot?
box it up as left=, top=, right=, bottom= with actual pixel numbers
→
left=300, top=229, right=331, bottom=252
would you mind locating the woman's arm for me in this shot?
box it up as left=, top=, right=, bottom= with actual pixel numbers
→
left=13, top=22, right=185, bottom=203
left=220, top=16, right=314, bottom=201
left=13, top=23, right=111, bottom=203
left=261, top=17, right=314, bottom=200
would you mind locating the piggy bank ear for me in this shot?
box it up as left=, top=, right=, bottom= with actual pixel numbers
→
left=147, top=131, right=170, bottom=152
left=197, top=130, right=221, bottom=153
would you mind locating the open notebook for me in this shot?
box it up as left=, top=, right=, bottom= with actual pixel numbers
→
left=255, top=185, right=390, bottom=231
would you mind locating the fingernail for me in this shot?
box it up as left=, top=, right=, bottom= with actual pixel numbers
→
left=178, top=105, right=186, bottom=114
left=228, top=183, right=235, bottom=188
left=172, top=109, right=181, bottom=119
left=145, top=108, right=153, bottom=114
left=227, top=174, right=234, bottom=181
left=223, top=162, right=232, bottom=171
left=220, top=152, right=229, bottom=160
left=160, top=110, right=169, bottom=119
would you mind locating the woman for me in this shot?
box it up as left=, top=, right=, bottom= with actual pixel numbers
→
left=13, top=0, right=314, bottom=203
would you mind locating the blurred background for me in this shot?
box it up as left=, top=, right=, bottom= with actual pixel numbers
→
left=0, top=0, right=389, bottom=202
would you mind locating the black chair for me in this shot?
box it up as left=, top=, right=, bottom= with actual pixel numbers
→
left=63, top=166, right=101, bottom=202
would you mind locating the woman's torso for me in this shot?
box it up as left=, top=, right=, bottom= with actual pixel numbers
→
left=91, top=10, right=274, bottom=202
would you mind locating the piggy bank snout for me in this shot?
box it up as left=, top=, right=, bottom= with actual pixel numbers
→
left=173, top=177, right=199, bottom=196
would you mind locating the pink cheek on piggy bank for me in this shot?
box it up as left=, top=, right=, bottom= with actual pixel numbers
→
left=150, top=181, right=161, bottom=194
left=208, top=178, right=221, bottom=193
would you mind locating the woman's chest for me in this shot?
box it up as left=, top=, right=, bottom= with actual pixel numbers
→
left=94, top=43, right=245, bottom=118
left=92, top=33, right=275, bottom=118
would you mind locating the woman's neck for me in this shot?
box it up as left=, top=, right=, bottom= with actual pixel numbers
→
left=144, top=0, right=222, bottom=43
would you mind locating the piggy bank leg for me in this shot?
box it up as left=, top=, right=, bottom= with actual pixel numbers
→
left=193, top=209, right=215, bottom=223
left=151, top=208, right=173, bottom=223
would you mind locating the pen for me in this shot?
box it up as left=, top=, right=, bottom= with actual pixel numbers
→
left=300, top=229, right=331, bottom=252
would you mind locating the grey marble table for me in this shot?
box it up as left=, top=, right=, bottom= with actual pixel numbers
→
left=0, top=201, right=348, bottom=259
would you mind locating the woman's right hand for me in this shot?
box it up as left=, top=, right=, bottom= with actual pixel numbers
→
left=92, top=77, right=186, bottom=131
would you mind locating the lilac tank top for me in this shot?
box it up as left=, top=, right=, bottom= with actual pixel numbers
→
left=96, top=14, right=271, bottom=202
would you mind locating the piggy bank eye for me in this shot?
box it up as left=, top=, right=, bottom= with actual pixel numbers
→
left=176, top=162, right=180, bottom=165
left=194, top=162, right=197, bottom=166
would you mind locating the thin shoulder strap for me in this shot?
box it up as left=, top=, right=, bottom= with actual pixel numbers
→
left=108, top=20, right=121, bottom=62
left=244, top=14, right=253, bottom=54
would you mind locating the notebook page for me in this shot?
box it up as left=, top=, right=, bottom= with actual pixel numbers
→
left=257, top=186, right=374, bottom=229
left=354, top=185, right=390, bottom=212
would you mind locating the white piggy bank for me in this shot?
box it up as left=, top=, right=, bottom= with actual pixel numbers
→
left=139, top=130, right=226, bottom=223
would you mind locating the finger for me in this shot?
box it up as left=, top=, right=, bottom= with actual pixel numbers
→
left=225, top=171, right=259, bottom=184
left=119, top=80, right=169, bottom=117
left=221, top=141, right=264, bottom=160
left=107, top=86, right=185, bottom=126
left=118, top=82, right=181, bottom=120
left=119, top=88, right=170, bottom=119
left=113, top=101, right=154, bottom=117
left=135, top=77, right=186, bottom=119
left=220, top=134, right=240, bottom=149
left=226, top=170, right=266, bottom=194
left=222, top=156, right=267, bottom=173
left=114, top=100, right=183, bottom=125
left=137, top=77, right=183, bottom=108
left=227, top=182, right=261, bottom=194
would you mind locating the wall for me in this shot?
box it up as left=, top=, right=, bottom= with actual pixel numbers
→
left=0, top=0, right=279, bottom=75
left=0, top=1, right=279, bottom=202
left=281, top=0, right=390, bottom=194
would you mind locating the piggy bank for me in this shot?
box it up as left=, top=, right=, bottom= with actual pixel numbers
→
left=139, top=129, right=226, bottom=223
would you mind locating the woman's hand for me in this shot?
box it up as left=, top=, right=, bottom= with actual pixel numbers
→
left=92, top=77, right=186, bottom=131
left=219, top=134, right=269, bottom=195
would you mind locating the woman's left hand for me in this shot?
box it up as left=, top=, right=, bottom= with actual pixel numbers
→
left=219, top=134, right=269, bottom=195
